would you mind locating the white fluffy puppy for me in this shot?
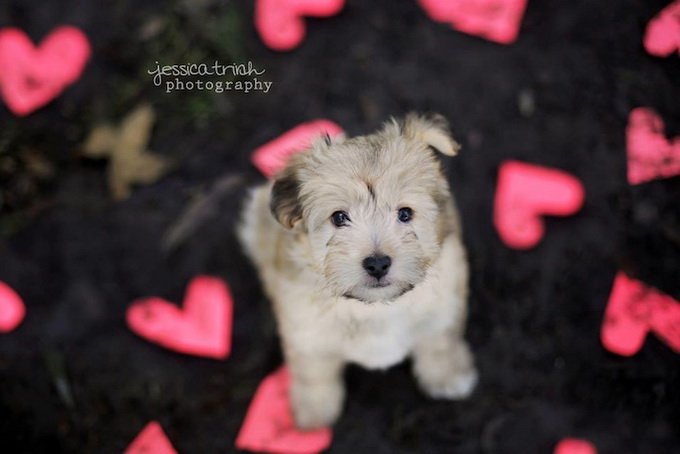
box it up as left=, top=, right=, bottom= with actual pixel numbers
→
left=238, top=114, right=477, bottom=429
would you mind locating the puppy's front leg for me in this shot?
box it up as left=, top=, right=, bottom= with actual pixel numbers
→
left=412, top=328, right=478, bottom=399
left=288, top=353, right=345, bottom=429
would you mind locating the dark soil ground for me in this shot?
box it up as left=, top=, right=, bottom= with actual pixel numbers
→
left=1, top=0, right=679, bottom=452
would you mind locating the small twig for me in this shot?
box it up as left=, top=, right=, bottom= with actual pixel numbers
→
left=162, top=174, right=245, bottom=252
left=42, top=349, right=75, bottom=409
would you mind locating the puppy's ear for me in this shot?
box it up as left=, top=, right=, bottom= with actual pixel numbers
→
left=403, top=113, right=461, bottom=156
left=270, top=165, right=303, bottom=229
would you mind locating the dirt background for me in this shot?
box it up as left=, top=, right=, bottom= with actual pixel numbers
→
left=1, top=0, right=679, bottom=452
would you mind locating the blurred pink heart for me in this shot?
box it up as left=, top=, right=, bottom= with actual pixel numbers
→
left=644, top=0, right=680, bottom=57
left=494, top=161, right=585, bottom=250
left=418, top=0, right=528, bottom=44
left=0, top=26, right=90, bottom=116
left=127, top=276, right=232, bottom=359
left=554, top=438, right=597, bottom=454
left=626, top=107, right=680, bottom=185
left=236, top=367, right=332, bottom=454
left=0, top=281, right=25, bottom=333
left=252, top=119, right=344, bottom=178
left=601, top=273, right=680, bottom=357
left=255, top=0, right=345, bottom=51
left=124, top=421, right=177, bottom=454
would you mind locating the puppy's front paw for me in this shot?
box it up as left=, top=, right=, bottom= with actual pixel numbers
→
left=290, top=381, right=345, bottom=430
left=418, top=366, right=478, bottom=399
left=413, top=340, right=478, bottom=400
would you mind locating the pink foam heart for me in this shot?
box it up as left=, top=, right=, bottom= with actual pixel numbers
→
left=0, top=281, right=25, bottom=333
left=644, top=1, right=680, bottom=57
left=126, top=276, right=232, bottom=359
left=255, top=0, right=345, bottom=51
left=626, top=107, right=680, bottom=185
left=236, top=366, right=333, bottom=454
left=252, top=119, right=344, bottom=178
left=0, top=26, right=90, bottom=116
left=601, top=273, right=680, bottom=357
left=124, top=421, right=177, bottom=454
left=494, top=160, right=585, bottom=249
left=418, top=0, right=528, bottom=44
left=554, top=438, right=597, bottom=454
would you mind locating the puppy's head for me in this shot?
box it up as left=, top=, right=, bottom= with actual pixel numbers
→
left=271, top=113, right=460, bottom=303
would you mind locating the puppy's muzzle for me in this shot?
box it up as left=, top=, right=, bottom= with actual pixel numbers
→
left=362, top=254, right=392, bottom=280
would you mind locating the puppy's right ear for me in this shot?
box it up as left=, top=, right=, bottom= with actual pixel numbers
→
left=270, top=166, right=303, bottom=229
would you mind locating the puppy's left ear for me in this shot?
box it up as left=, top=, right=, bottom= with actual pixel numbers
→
left=403, top=113, right=461, bottom=156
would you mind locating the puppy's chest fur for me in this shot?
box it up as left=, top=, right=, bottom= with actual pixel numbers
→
left=328, top=296, right=453, bottom=369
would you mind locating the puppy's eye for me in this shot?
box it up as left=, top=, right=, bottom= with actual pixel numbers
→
left=398, top=207, right=413, bottom=223
left=331, top=211, right=350, bottom=227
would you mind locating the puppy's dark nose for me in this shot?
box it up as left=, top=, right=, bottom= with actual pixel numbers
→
left=362, top=255, right=392, bottom=279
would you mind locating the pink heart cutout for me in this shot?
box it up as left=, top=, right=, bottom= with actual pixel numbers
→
left=418, top=0, right=528, bottom=44
left=494, top=160, right=585, bottom=250
left=0, top=26, right=91, bottom=116
left=0, top=281, right=25, bottom=333
left=626, top=107, right=680, bottom=185
left=126, top=276, right=233, bottom=359
left=255, top=0, right=345, bottom=51
left=554, top=438, right=598, bottom=454
left=601, top=272, right=680, bottom=357
left=252, top=119, right=344, bottom=178
left=644, top=0, right=680, bottom=57
left=236, top=366, right=333, bottom=454
left=124, top=421, right=177, bottom=454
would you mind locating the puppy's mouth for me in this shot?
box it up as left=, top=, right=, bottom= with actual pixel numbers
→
left=369, top=280, right=391, bottom=288
left=342, top=282, right=415, bottom=303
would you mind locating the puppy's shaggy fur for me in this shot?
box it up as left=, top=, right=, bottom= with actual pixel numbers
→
left=238, top=114, right=477, bottom=429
